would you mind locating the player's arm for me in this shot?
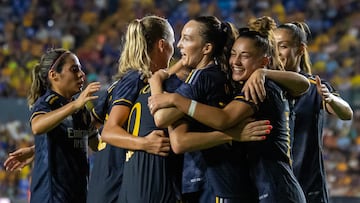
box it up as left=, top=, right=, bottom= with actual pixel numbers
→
left=316, top=76, right=353, bottom=120
left=167, top=60, right=185, bottom=75
left=4, top=145, right=35, bottom=171
left=101, top=105, right=170, bottom=156
left=149, top=70, right=184, bottom=128
left=150, top=93, right=253, bottom=130
left=169, top=117, right=269, bottom=154
left=31, top=82, right=100, bottom=135
left=242, top=69, right=310, bottom=104
left=169, top=120, right=231, bottom=154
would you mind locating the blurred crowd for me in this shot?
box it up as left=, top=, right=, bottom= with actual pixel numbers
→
left=0, top=0, right=359, bottom=201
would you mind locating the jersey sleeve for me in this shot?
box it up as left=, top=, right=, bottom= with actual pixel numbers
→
left=175, top=69, right=203, bottom=100
left=29, top=94, right=57, bottom=122
left=91, top=90, right=109, bottom=124
left=163, top=74, right=183, bottom=93
left=174, top=68, right=226, bottom=105
left=111, top=71, right=145, bottom=108
left=233, top=91, right=258, bottom=113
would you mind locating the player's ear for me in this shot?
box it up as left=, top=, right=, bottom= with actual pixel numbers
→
left=202, top=43, right=213, bottom=55
left=48, top=69, right=59, bottom=81
left=158, top=39, right=165, bottom=53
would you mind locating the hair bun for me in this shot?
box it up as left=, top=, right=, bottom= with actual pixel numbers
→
left=248, top=16, right=276, bottom=37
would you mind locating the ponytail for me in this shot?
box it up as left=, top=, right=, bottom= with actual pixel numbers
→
left=115, top=15, right=172, bottom=80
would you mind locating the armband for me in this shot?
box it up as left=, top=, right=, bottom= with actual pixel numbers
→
left=187, top=100, right=197, bottom=117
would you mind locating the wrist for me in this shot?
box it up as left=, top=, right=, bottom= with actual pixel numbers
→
left=139, top=136, right=148, bottom=151
left=170, top=93, right=178, bottom=106
left=187, top=100, right=197, bottom=117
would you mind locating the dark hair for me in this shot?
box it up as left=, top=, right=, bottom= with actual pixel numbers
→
left=239, top=16, right=284, bottom=70
left=277, top=22, right=312, bottom=74
left=28, top=48, right=71, bottom=108
left=193, top=16, right=237, bottom=75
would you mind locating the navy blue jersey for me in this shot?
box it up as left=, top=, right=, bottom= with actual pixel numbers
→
left=236, top=79, right=305, bottom=203
left=87, top=80, right=121, bottom=203
left=30, top=90, right=92, bottom=203
left=118, top=74, right=183, bottom=203
left=87, top=70, right=147, bottom=203
left=90, top=80, right=118, bottom=124
left=175, top=64, right=234, bottom=197
left=292, top=73, right=336, bottom=203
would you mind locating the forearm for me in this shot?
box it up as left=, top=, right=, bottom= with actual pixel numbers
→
left=168, top=60, right=184, bottom=75
left=171, top=93, right=192, bottom=114
left=326, top=96, right=353, bottom=120
left=265, top=69, right=310, bottom=96
left=170, top=130, right=232, bottom=154
left=191, top=101, right=236, bottom=130
left=151, top=93, right=190, bottom=127
left=31, top=102, right=78, bottom=135
left=153, top=107, right=184, bottom=128
left=101, top=125, right=146, bottom=150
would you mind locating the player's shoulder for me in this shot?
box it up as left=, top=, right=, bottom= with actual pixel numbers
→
left=35, top=90, right=62, bottom=106
left=123, top=70, right=147, bottom=82
left=114, top=70, right=147, bottom=89
left=44, top=93, right=60, bottom=105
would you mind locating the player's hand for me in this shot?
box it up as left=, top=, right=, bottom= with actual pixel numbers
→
left=242, top=69, right=266, bottom=104
left=148, top=93, right=175, bottom=115
left=88, top=130, right=100, bottom=152
left=74, top=82, right=101, bottom=110
left=316, top=75, right=334, bottom=103
left=151, top=69, right=170, bottom=81
left=225, top=119, right=271, bottom=142
left=143, top=130, right=171, bottom=156
left=4, top=146, right=35, bottom=171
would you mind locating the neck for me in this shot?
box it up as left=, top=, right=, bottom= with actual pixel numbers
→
left=51, top=87, right=73, bottom=100
left=196, top=58, right=214, bottom=69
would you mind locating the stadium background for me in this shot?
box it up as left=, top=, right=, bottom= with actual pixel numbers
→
left=0, top=0, right=359, bottom=202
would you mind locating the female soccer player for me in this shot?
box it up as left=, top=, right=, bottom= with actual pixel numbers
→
left=28, top=48, right=100, bottom=203
left=274, top=22, right=353, bottom=203
left=97, top=15, right=178, bottom=202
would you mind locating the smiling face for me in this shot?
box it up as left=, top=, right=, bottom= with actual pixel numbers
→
left=50, top=53, right=85, bottom=99
left=177, top=20, right=208, bottom=69
left=274, top=28, right=302, bottom=72
left=229, top=37, right=266, bottom=82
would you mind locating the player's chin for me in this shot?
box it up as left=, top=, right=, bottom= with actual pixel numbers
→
left=232, top=73, right=245, bottom=83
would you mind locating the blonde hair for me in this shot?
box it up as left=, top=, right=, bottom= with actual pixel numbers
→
left=115, top=15, right=172, bottom=80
